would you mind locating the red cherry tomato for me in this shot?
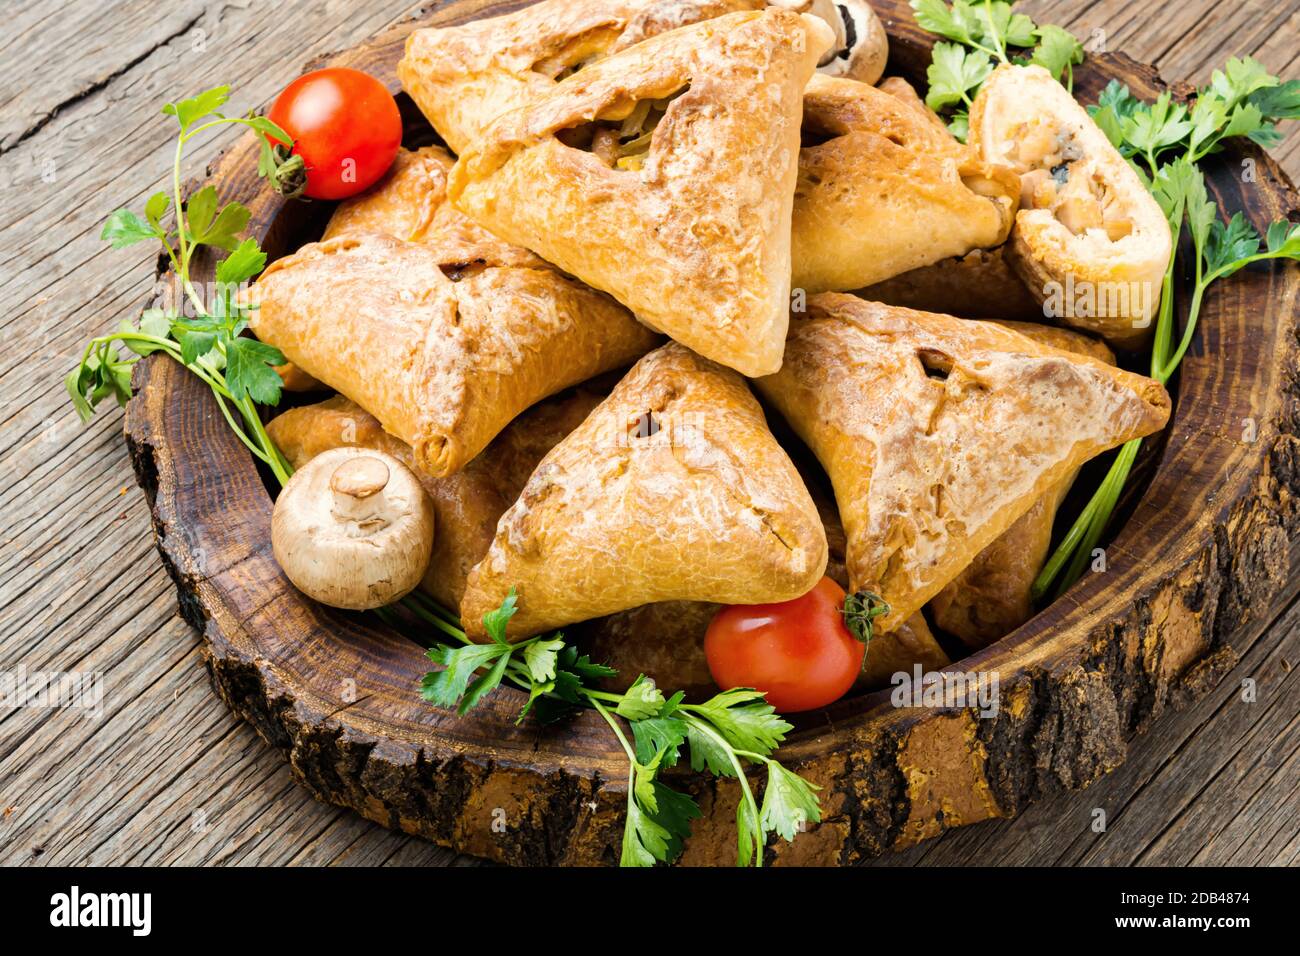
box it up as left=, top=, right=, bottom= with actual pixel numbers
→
left=267, top=68, right=401, bottom=200
left=704, top=577, right=864, bottom=713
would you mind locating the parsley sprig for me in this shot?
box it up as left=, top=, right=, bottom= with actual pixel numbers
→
left=411, top=588, right=823, bottom=867
left=67, top=86, right=295, bottom=484
left=1089, top=59, right=1300, bottom=177
left=1023, top=63, right=1300, bottom=599
left=911, top=0, right=1083, bottom=139
left=1033, top=154, right=1300, bottom=598
left=908, top=14, right=1300, bottom=601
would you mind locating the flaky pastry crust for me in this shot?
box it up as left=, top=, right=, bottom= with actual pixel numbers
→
left=399, top=0, right=766, bottom=154
left=929, top=322, right=1115, bottom=646
left=461, top=342, right=829, bottom=640
left=754, top=295, right=1171, bottom=632
left=448, top=10, right=832, bottom=377
left=792, top=74, right=1019, bottom=293
left=249, top=145, right=659, bottom=477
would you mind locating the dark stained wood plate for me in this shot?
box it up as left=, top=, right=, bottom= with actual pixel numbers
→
left=123, top=0, right=1300, bottom=864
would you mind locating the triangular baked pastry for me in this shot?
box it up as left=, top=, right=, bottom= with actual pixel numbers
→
left=249, top=146, right=660, bottom=477
left=753, top=295, right=1171, bottom=632
left=929, top=322, right=1115, bottom=646
left=267, top=389, right=604, bottom=611
left=399, top=0, right=759, bottom=154
left=792, top=74, right=1018, bottom=293
left=968, top=65, right=1172, bottom=348
left=461, top=343, right=829, bottom=640
left=447, top=9, right=834, bottom=377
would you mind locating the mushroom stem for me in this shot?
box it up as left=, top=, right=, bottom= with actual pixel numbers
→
left=330, top=456, right=391, bottom=528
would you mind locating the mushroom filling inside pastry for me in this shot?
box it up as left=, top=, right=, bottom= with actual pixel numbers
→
left=967, top=64, right=1171, bottom=346
left=1001, top=118, right=1134, bottom=242
left=557, top=88, right=688, bottom=170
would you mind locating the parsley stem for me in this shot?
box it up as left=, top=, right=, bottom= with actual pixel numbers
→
left=591, top=698, right=637, bottom=763
left=681, top=714, right=764, bottom=867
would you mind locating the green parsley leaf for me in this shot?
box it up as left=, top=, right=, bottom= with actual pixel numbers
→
left=458, top=646, right=513, bottom=715
left=101, top=208, right=163, bottom=248
left=190, top=200, right=251, bottom=252
left=1209, top=56, right=1278, bottom=110
left=1090, top=104, right=1126, bottom=150
left=621, top=781, right=698, bottom=866
left=1030, top=25, right=1083, bottom=82
left=177, top=329, right=217, bottom=366
left=421, top=642, right=505, bottom=709
left=736, top=795, right=760, bottom=867
left=631, top=715, right=688, bottom=767
left=1205, top=212, right=1261, bottom=277
left=759, top=761, right=823, bottom=843
left=616, top=675, right=666, bottom=721
left=686, top=720, right=736, bottom=776
left=1249, top=79, right=1300, bottom=120
left=1123, top=92, right=1193, bottom=157
left=1266, top=220, right=1300, bottom=257
left=947, top=109, right=970, bottom=142
left=162, top=86, right=230, bottom=132
left=925, top=41, right=992, bottom=112
left=185, top=185, right=218, bottom=240
left=556, top=645, right=618, bottom=681
left=522, top=636, right=566, bottom=683
left=690, top=688, right=792, bottom=758
left=910, top=0, right=982, bottom=45
left=224, top=336, right=285, bottom=405
left=215, top=238, right=267, bottom=285
left=481, top=588, right=518, bottom=644
left=144, top=192, right=170, bottom=232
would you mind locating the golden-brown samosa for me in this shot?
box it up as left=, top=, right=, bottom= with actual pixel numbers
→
left=754, top=295, right=1172, bottom=633
left=929, top=322, right=1115, bottom=647
left=249, top=143, right=659, bottom=478
left=448, top=10, right=832, bottom=377
left=398, top=0, right=886, bottom=154
left=461, top=342, right=829, bottom=640
left=792, top=74, right=1018, bottom=293
left=968, top=65, right=1172, bottom=348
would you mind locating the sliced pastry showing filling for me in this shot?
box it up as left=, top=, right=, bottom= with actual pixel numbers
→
left=398, top=0, right=884, bottom=155
left=460, top=343, right=829, bottom=641
left=969, top=64, right=1172, bottom=348
left=249, top=145, right=660, bottom=477
left=266, top=390, right=604, bottom=610
left=929, top=322, right=1115, bottom=647
left=792, top=74, right=1019, bottom=293
left=448, top=9, right=833, bottom=377
left=753, top=295, right=1172, bottom=632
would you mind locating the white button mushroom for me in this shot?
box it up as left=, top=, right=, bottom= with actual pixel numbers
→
left=775, top=0, right=888, bottom=85
left=271, top=447, right=435, bottom=610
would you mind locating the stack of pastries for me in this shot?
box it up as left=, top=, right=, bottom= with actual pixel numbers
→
left=251, top=1, right=1173, bottom=695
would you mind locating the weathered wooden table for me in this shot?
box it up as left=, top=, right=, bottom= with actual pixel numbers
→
left=1, top=0, right=1297, bottom=866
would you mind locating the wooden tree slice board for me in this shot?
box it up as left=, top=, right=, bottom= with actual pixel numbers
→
left=123, top=0, right=1300, bottom=865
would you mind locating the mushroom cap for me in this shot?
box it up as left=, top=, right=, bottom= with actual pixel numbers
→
left=272, top=446, right=435, bottom=610
left=799, top=0, right=888, bottom=85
